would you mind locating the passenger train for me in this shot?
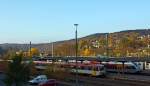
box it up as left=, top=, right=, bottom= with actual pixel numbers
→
left=66, top=63, right=106, bottom=76
left=34, top=61, right=106, bottom=76
left=101, top=62, right=142, bottom=73
left=33, top=60, right=142, bottom=76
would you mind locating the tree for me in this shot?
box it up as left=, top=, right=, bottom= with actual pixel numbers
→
left=81, top=48, right=95, bottom=56
left=3, top=55, right=30, bottom=86
left=0, top=47, right=6, bottom=58
left=28, top=48, right=39, bottom=57
left=3, top=48, right=16, bottom=60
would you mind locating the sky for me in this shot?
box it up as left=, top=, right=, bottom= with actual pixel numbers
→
left=0, top=0, right=150, bottom=43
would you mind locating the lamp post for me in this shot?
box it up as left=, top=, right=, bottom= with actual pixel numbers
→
left=74, top=24, right=79, bottom=86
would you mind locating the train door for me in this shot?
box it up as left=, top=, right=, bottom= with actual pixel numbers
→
left=145, top=62, right=150, bottom=69
left=92, top=66, right=97, bottom=76
left=116, top=64, right=123, bottom=73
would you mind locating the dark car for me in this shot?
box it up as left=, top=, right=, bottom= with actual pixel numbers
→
left=38, top=79, right=57, bottom=86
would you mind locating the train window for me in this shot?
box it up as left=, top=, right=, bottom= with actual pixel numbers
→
left=84, top=66, right=89, bottom=70
left=107, top=65, right=114, bottom=69
left=131, top=66, right=136, bottom=69
left=71, top=66, right=76, bottom=69
left=126, top=66, right=135, bottom=69
left=93, top=67, right=99, bottom=71
left=60, top=65, right=63, bottom=68
left=88, top=66, right=92, bottom=70
left=78, top=66, right=81, bottom=69
left=96, top=67, right=99, bottom=71
left=93, top=67, right=96, bottom=71
left=111, top=65, right=114, bottom=69
left=113, top=65, right=115, bottom=69
left=81, top=66, right=84, bottom=70
left=100, top=67, right=104, bottom=70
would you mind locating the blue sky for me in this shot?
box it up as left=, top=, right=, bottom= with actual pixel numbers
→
left=0, top=0, right=150, bottom=43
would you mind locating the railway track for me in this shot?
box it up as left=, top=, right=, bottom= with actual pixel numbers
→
left=66, top=75, right=150, bottom=86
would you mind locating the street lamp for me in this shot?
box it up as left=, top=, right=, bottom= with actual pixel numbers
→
left=74, top=24, right=79, bottom=86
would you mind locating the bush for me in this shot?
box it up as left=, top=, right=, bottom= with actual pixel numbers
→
left=3, top=55, right=30, bottom=86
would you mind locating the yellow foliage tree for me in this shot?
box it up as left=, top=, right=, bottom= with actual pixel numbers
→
left=28, top=48, right=39, bottom=57
left=81, top=48, right=95, bottom=56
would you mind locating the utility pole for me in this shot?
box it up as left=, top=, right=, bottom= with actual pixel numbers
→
left=29, top=41, right=31, bottom=57
left=51, top=42, right=55, bottom=72
left=74, top=24, right=79, bottom=86
left=147, top=29, right=150, bottom=58
left=106, top=33, right=109, bottom=58
left=52, top=42, right=54, bottom=57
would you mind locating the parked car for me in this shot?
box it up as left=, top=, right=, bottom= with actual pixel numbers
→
left=38, top=79, right=57, bottom=86
left=29, top=75, right=47, bottom=85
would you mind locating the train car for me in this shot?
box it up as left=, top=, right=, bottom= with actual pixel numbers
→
left=69, top=63, right=106, bottom=77
left=33, top=60, right=106, bottom=76
left=102, top=62, right=141, bottom=73
left=33, top=61, right=51, bottom=70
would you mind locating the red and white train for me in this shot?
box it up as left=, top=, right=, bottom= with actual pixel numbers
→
left=65, top=63, right=106, bottom=76
left=34, top=61, right=106, bottom=76
left=33, top=60, right=142, bottom=76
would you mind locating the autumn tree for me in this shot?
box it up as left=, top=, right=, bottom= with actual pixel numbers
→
left=28, top=48, right=39, bottom=57
left=81, top=48, right=95, bottom=56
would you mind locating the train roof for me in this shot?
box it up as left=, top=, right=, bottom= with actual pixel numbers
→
left=68, top=63, right=104, bottom=67
left=102, top=62, right=135, bottom=65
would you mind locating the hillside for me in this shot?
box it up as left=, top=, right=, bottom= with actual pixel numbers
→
left=0, top=29, right=150, bottom=57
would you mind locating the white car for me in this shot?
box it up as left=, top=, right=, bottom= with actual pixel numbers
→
left=29, top=75, right=47, bottom=85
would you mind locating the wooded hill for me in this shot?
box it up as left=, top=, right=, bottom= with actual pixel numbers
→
left=0, top=29, right=150, bottom=58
